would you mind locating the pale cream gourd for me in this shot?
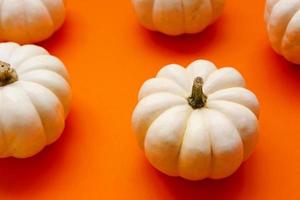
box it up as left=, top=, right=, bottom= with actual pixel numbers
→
left=132, top=0, right=225, bottom=36
left=0, top=42, right=71, bottom=158
left=132, top=60, right=259, bottom=180
left=0, top=0, right=66, bottom=44
left=265, top=0, right=300, bottom=64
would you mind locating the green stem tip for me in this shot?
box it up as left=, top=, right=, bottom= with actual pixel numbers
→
left=0, top=61, right=18, bottom=87
left=188, top=77, right=207, bottom=109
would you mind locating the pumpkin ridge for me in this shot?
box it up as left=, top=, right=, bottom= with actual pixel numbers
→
left=157, top=65, right=191, bottom=91
left=208, top=0, right=214, bottom=23
left=279, top=7, right=300, bottom=52
left=207, top=87, right=259, bottom=116
left=0, top=88, right=10, bottom=157
left=135, top=94, right=187, bottom=148
left=206, top=100, right=258, bottom=157
left=266, top=0, right=281, bottom=21
left=207, top=99, right=257, bottom=117
left=1, top=86, right=17, bottom=157
left=144, top=104, right=189, bottom=139
left=145, top=104, right=192, bottom=175
left=20, top=83, right=48, bottom=143
left=19, top=68, right=68, bottom=84
left=39, top=0, right=55, bottom=31
left=18, top=73, right=69, bottom=117
left=22, top=0, right=33, bottom=43
left=0, top=0, right=4, bottom=40
left=4, top=43, right=20, bottom=63
left=20, top=81, right=65, bottom=145
left=18, top=61, right=68, bottom=82
left=186, top=60, right=217, bottom=85
left=210, top=96, right=258, bottom=117
left=19, top=80, right=65, bottom=112
left=150, top=0, right=156, bottom=30
left=2, top=84, right=45, bottom=158
left=140, top=91, right=187, bottom=103
left=23, top=0, right=54, bottom=43
left=138, top=77, right=188, bottom=100
left=203, top=68, right=245, bottom=95
left=16, top=55, right=68, bottom=79
left=139, top=91, right=186, bottom=102
left=152, top=0, right=160, bottom=32
left=177, top=109, right=211, bottom=179
left=180, top=0, right=186, bottom=33
left=156, top=77, right=189, bottom=93
left=7, top=44, right=49, bottom=69
left=205, top=108, right=244, bottom=178
left=202, top=109, right=214, bottom=178
left=208, top=86, right=250, bottom=96
left=152, top=0, right=185, bottom=35
left=174, top=107, right=193, bottom=177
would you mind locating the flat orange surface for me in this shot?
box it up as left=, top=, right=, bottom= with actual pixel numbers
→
left=0, top=0, right=299, bottom=199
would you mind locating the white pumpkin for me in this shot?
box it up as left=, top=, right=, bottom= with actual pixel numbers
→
left=132, top=0, right=225, bottom=36
left=265, top=0, right=300, bottom=64
left=0, top=0, right=66, bottom=44
left=0, top=42, right=71, bottom=158
left=132, top=60, right=259, bottom=180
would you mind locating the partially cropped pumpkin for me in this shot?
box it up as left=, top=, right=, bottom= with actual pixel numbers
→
left=0, top=42, right=71, bottom=158
left=265, top=0, right=300, bottom=64
left=132, top=0, right=225, bottom=36
left=132, top=60, right=259, bottom=180
left=0, top=0, right=66, bottom=44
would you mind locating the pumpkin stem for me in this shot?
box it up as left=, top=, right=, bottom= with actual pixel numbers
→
left=188, top=77, right=207, bottom=109
left=0, top=61, right=18, bottom=87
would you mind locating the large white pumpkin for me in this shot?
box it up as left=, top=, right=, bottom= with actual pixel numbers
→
left=0, top=0, right=66, bottom=44
left=0, top=42, right=71, bottom=158
left=132, top=60, right=259, bottom=180
left=265, top=0, right=300, bottom=64
left=132, top=0, right=225, bottom=36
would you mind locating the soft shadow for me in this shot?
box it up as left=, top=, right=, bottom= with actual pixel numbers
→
left=157, top=165, right=247, bottom=200
left=0, top=109, right=76, bottom=195
left=263, top=45, right=300, bottom=94
left=38, top=14, right=76, bottom=52
left=136, top=153, right=256, bottom=200
left=136, top=16, right=225, bottom=55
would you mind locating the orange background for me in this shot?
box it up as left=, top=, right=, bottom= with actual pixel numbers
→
left=0, top=0, right=299, bottom=199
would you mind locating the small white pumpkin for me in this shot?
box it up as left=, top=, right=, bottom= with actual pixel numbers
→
left=0, top=42, right=71, bottom=158
left=265, top=0, right=300, bottom=64
left=132, top=0, right=225, bottom=36
left=132, top=60, right=259, bottom=180
left=0, top=0, right=66, bottom=44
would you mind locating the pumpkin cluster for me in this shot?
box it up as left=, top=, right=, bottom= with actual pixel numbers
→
left=131, top=0, right=300, bottom=180
left=0, top=0, right=297, bottom=182
left=0, top=0, right=69, bottom=158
